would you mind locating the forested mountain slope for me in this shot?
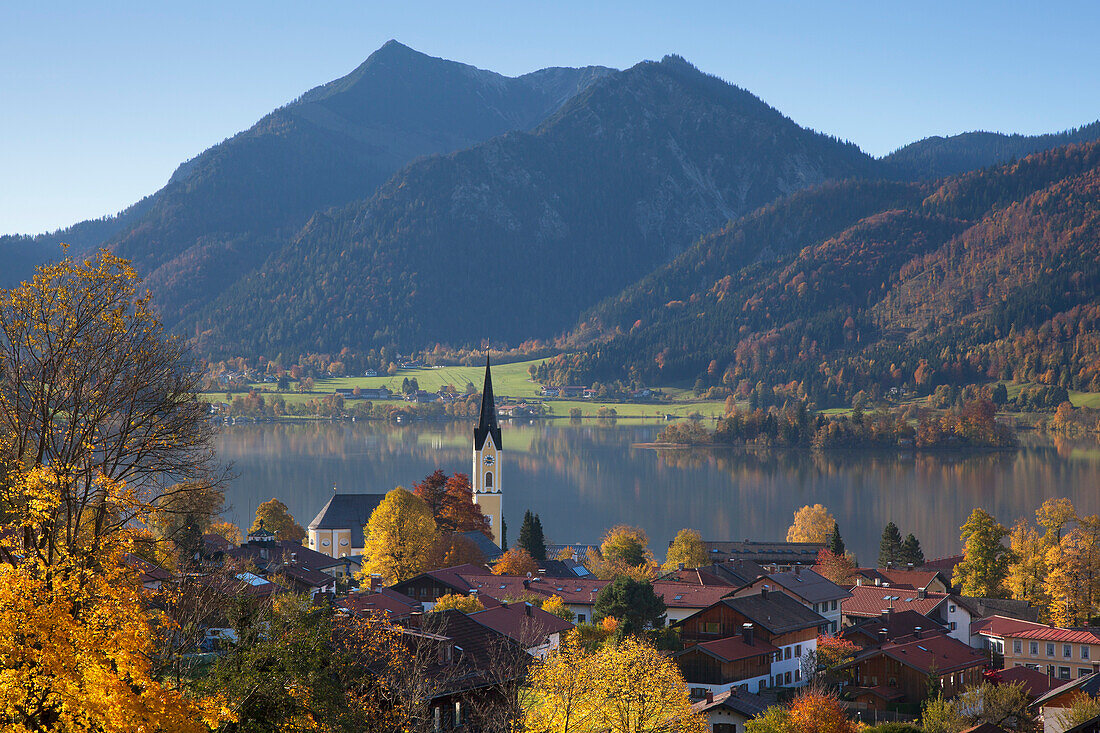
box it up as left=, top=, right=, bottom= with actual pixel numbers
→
left=1, top=41, right=612, bottom=317
left=536, top=142, right=1100, bottom=404
left=882, top=121, right=1100, bottom=180
left=188, top=55, right=877, bottom=357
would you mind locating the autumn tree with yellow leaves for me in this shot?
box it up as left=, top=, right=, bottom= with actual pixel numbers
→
left=358, top=487, right=440, bottom=585
left=0, top=251, right=231, bottom=731
left=524, top=631, right=705, bottom=733
left=786, top=504, right=836, bottom=543
left=493, top=545, right=540, bottom=576
left=663, top=528, right=708, bottom=571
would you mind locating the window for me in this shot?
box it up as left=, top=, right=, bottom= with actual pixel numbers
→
left=950, top=622, right=957, bottom=631
left=704, top=622, right=720, bottom=634
left=950, top=605, right=956, bottom=613
left=785, top=647, right=791, bottom=660
left=1047, top=643, right=1056, bottom=657
left=577, top=614, right=586, bottom=623
left=794, top=669, right=801, bottom=682
left=795, top=645, right=802, bottom=657
left=713, top=724, right=737, bottom=733
left=785, top=671, right=792, bottom=684
left=830, top=621, right=837, bottom=633
left=1082, top=646, right=1090, bottom=660
left=484, top=472, right=493, bottom=489
left=1030, top=642, right=1039, bottom=655
left=1058, top=667, right=1071, bottom=679
left=1064, top=644, right=1073, bottom=659
left=1081, top=668, right=1093, bottom=678
left=831, top=600, right=837, bottom=611
left=454, top=701, right=462, bottom=727
left=433, top=706, right=441, bottom=733
left=1014, top=640, right=1022, bottom=655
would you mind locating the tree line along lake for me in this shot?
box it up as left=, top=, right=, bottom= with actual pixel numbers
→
left=216, top=420, right=1100, bottom=565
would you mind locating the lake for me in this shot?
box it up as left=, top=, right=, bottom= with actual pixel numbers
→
left=216, top=420, right=1100, bottom=565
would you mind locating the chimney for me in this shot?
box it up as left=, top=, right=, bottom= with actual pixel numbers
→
left=523, top=579, right=531, bottom=590
left=678, top=562, right=685, bottom=571
left=795, top=565, right=801, bottom=576
left=875, top=578, right=881, bottom=587
left=883, top=607, right=893, bottom=619
left=705, top=690, right=713, bottom=703
left=918, top=588, right=927, bottom=599
left=469, top=589, right=478, bottom=597
left=878, top=629, right=888, bottom=643
left=886, top=561, right=893, bottom=570
left=500, top=600, right=508, bottom=609
left=761, top=585, right=769, bottom=600
left=856, top=578, right=863, bottom=586
left=525, top=602, right=532, bottom=617
left=290, top=552, right=297, bottom=564
left=907, top=563, right=914, bottom=569
left=914, top=626, right=922, bottom=639
left=742, top=623, right=754, bottom=646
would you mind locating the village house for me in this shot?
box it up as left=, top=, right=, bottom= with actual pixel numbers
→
left=730, top=566, right=849, bottom=633
left=675, top=587, right=829, bottom=693
left=843, top=608, right=949, bottom=648
left=306, top=492, right=388, bottom=558
left=842, top=585, right=973, bottom=643
left=850, top=567, right=952, bottom=594
left=690, top=687, right=770, bottom=733
left=972, top=616, right=1100, bottom=680
left=675, top=623, right=779, bottom=695
left=837, top=630, right=987, bottom=711
left=468, top=601, right=574, bottom=658
left=1031, top=672, right=1100, bottom=733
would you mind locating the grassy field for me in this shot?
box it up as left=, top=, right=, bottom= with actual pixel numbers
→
left=201, top=357, right=735, bottom=419
left=298, top=358, right=546, bottom=398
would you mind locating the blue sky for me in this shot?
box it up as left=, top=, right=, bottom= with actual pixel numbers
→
left=2, top=1, right=1098, bottom=235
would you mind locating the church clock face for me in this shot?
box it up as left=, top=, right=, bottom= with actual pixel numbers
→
left=483, top=455, right=495, bottom=466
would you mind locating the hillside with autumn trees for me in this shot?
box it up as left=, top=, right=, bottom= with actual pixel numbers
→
left=534, top=142, right=1100, bottom=406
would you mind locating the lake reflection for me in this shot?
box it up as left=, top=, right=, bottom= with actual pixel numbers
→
left=217, top=421, right=1100, bottom=564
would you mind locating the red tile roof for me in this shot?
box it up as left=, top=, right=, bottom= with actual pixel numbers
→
left=844, top=633, right=987, bottom=675
left=842, top=585, right=947, bottom=618
left=971, top=615, right=1051, bottom=638
left=985, top=665, right=1059, bottom=699
left=469, top=602, right=574, bottom=646
left=342, top=589, right=421, bottom=618
left=687, top=635, right=779, bottom=663
left=852, top=568, right=948, bottom=591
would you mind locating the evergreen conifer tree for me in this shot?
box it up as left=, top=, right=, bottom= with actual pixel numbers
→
left=879, top=521, right=904, bottom=567
left=901, top=533, right=925, bottom=566
left=827, top=522, right=845, bottom=556
left=518, top=510, right=547, bottom=561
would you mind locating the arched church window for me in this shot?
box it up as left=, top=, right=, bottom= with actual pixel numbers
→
left=484, top=472, right=493, bottom=489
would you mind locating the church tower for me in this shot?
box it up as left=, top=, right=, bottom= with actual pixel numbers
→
left=473, top=357, right=503, bottom=548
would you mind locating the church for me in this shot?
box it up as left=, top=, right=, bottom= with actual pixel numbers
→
left=306, top=357, right=504, bottom=556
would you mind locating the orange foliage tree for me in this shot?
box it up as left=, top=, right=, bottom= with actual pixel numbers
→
left=492, top=546, right=539, bottom=576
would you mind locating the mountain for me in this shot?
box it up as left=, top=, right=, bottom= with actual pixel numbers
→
left=188, top=55, right=877, bottom=357
left=536, top=141, right=1100, bottom=403
left=2, top=41, right=612, bottom=315
left=882, top=120, right=1100, bottom=180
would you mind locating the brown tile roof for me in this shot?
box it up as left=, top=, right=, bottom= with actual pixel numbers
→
left=469, top=602, right=574, bottom=646
left=342, top=589, right=421, bottom=619
left=986, top=665, right=1059, bottom=699
left=843, top=610, right=948, bottom=645
left=853, top=568, right=948, bottom=591
left=842, top=633, right=987, bottom=675
left=683, top=635, right=779, bottom=663
left=656, top=567, right=737, bottom=586
left=690, top=688, right=770, bottom=717
left=972, top=615, right=1100, bottom=644
left=842, top=585, right=947, bottom=618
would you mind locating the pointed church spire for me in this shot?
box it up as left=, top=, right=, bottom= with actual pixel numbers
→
left=474, top=355, right=502, bottom=450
